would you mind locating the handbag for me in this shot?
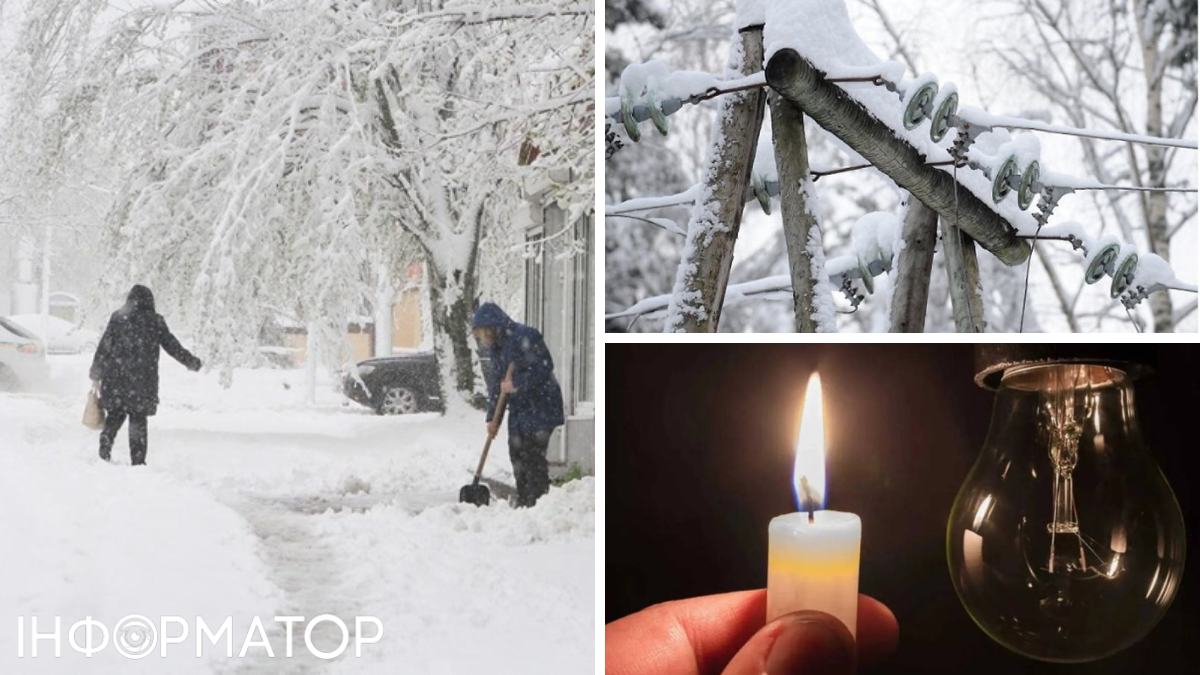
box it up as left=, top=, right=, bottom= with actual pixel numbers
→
left=83, top=386, right=105, bottom=430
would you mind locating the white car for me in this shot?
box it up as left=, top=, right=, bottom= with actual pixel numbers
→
left=0, top=317, right=49, bottom=391
left=6, top=314, right=101, bottom=355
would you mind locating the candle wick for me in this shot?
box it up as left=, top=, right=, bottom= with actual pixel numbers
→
left=801, top=476, right=816, bottom=523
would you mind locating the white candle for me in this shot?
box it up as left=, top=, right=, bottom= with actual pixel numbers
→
left=766, top=372, right=862, bottom=637
left=767, top=511, right=861, bottom=635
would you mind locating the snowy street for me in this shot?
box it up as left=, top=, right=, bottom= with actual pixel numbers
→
left=0, top=355, right=595, bottom=674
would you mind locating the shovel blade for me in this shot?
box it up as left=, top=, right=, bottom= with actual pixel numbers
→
left=459, top=484, right=490, bottom=506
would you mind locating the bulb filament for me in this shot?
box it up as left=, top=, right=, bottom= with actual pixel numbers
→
left=1042, top=367, right=1096, bottom=575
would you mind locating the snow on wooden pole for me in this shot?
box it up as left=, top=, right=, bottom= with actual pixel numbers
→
left=765, top=48, right=1031, bottom=266
left=939, top=218, right=986, bottom=333
left=889, top=198, right=938, bottom=332
left=769, top=92, right=823, bottom=332
left=662, top=27, right=767, bottom=333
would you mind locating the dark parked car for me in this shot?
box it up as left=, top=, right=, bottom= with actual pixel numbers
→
left=341, top=351, right=443, bottom=415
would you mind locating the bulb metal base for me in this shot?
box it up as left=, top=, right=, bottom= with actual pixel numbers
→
left=974, top=345, right=1156, bottom=390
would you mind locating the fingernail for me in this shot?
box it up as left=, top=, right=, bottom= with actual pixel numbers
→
left=765, top=617, right=854, bottom=675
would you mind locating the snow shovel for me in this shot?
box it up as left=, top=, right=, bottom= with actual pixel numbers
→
left=460, top=363, right=515, bottom=507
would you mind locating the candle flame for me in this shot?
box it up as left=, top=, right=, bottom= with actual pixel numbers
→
left=793, top=372, right=826, bottom=511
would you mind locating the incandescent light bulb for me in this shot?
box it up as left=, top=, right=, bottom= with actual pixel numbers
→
left=947, top=355, right=1185, bottom=662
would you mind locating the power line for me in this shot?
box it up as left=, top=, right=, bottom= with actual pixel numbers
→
left=1068, top=185, right=1196, bottom=193
left=956, top=113, right=1199, bottom=150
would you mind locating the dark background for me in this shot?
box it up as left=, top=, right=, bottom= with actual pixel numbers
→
left=608, top=345, right=1196, bottom=674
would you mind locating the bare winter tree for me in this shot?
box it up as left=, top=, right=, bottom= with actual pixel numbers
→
left=990, top=0, right=1197, bottom=332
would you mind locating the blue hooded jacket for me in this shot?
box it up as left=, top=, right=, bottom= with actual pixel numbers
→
left=472, top=303, right=565, bottom=434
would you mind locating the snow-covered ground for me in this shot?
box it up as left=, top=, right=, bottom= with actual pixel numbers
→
left=0, top=355, right=594, bottom=674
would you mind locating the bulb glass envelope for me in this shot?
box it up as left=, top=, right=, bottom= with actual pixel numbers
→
left=947, top=363, right=1186, bottom=663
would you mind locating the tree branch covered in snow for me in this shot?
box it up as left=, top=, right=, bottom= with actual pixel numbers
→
left=2, top=0, right=593, bottom=388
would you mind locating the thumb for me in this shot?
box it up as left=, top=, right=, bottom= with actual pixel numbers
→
left=721, top=610, right=855, bottom=675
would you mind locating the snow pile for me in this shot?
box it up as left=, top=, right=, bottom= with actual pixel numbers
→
left=318, top=479, right=595, bottom=674
left=967, top=128, right=1041, bottom=177
left=0, top=396, right=284, bottom=674
left=825, top=254, right=860, bottom=280
left=1039, top=169, right=1106, bottom=190
left=1038, top=220, right=1094, bottom=249
left=1, top=355, right=594, bottom=673
left=851, top=211, right=901, bottom=268
left=736, top=0, right=767, bottom=29
left=619, top=59, right=722, bottom=105
left=1131, top=253, right=1199, bottom=292
left=762, top=0, right=903, bottom=83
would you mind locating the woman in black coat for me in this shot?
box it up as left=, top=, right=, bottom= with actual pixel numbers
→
left=89, top=285, right=202, bottom=465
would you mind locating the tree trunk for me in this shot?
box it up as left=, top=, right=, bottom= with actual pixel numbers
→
left=428, top=263, right=478, bottom=401
left=1137, top=3, right=1174, bottom=332
left=889, top=198, right=938, bottom=332
left=663, top=27, right=766, bottom=333
left=769, top=91, right=823, bottom=332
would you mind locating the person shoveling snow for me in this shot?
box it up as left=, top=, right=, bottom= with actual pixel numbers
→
left=471, top=302, right=564, bottom=508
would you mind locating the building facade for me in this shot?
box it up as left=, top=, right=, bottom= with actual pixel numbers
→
left=521, top=169, right=595, bottom=474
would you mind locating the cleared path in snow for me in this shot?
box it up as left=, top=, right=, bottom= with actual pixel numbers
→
left=148, top=421, right=487, bottom=673
left=228, top=495, right=360, bottom=674
left=2, top=356, right=593, bottom=674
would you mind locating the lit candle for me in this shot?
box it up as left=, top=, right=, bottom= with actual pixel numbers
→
left=767, top=372, right=862, bottom=637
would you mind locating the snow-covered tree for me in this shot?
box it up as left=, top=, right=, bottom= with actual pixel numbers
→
left=3, top=0, right=593, bottom=395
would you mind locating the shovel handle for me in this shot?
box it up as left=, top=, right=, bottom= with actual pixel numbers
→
left=473, top=362, right=516, bottom=484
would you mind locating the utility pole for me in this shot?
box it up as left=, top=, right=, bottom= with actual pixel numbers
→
left=940, top=219, right=986, bottom=332
left=769, top=92, right=825, bottom=332
left=663, top=27, right=766, bottom=333
left=889, top=198, right=939, bottom=332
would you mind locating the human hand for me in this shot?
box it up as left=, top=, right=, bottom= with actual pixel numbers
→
left=605, top=590, right=898, bottom=675
left=500, top=377, right=516, bottom=394
left=487, top=419, right=500, bottom=438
